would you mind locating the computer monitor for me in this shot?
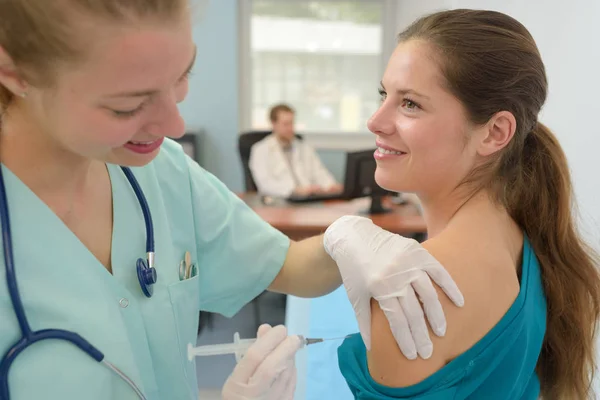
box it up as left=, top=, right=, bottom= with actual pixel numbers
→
left=342, top=149, right=396, bottom=214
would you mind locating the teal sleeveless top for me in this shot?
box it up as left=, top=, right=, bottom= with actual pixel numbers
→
left=337, top=236, right=546, bottom=399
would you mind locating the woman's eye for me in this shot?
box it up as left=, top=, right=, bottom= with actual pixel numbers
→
left=402, top=98, right=420, bottom=111
left=378, top=89, right=387, bottom=102
left=111, top=103, right=146, bottom=119
left=113, top=109, right=138, bottom=118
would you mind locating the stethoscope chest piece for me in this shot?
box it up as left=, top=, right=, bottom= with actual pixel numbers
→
left=137, top=258, right=157, bottom=298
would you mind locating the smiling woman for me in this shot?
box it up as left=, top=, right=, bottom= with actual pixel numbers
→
left=336, top=8, right=600, bottom=400
left=0, top=1, right=195, bottom=168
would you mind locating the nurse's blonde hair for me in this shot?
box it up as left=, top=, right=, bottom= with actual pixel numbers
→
left=0, top=0, right=190, bottom=111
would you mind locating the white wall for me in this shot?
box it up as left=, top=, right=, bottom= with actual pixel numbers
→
left=396, top=0, right=600, bottom=394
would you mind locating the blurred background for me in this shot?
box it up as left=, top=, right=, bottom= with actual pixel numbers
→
left=176, top=1, right=600, bottom=398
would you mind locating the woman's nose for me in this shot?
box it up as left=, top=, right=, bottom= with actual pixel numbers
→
left=367, top=104, right=396, bottom=137
left=143, top=95, right=186, bottom=139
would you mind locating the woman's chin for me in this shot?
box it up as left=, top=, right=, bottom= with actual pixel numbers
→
left=375, top=170, right=410, bottom=193
left=106, top=148, right=161, bottom=167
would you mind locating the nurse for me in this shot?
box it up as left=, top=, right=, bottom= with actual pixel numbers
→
left=0, top=1, right=462, bottom=399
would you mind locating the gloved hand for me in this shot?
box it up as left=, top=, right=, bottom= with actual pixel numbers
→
left=323, top=215, right=464, bottom=360
left=221, top=324, right=301, bottom=400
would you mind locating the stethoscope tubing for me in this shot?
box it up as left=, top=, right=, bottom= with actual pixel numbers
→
left=0, top=166, right=150, bottom=400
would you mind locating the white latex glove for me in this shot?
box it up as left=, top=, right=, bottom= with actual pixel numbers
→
left=323, top=215, right=464, bottom=360
left=221, top=324, right=301, bottom=400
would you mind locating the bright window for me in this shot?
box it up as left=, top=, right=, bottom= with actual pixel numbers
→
left=239, top=0, right=397, bottom=141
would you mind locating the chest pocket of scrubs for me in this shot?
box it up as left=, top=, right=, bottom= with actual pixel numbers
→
left=168, top=275, right=200, bottom=386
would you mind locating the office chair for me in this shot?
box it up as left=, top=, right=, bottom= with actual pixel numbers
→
left=237, top=130, right=303, bottom=192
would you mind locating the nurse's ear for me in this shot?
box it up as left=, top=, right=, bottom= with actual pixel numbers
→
left=0, top=46, right=29, bottom=98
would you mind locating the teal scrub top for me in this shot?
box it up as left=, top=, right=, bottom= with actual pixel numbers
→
left=0, top=139, right=290, bottom=399
left=338, top=236, right=547, bottom=399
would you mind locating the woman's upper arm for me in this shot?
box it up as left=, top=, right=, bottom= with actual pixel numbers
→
left=367, top=240, right=471, bottom=388
left=367, top=298, right=450, bottom=387
left=366, top=237, right=519, bottom=389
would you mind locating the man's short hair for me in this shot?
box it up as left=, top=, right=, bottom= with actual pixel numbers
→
left=269, top=103, right=295, bottom=123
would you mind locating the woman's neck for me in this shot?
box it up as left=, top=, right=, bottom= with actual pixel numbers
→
left=0, top=106, right=95, bottom=204
left=419, top=187, right=499, bottom=238
left=420, top=187, right=524, bottom=271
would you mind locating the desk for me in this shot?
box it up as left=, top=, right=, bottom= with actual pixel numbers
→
left=240, top=193, right=427, bottom=240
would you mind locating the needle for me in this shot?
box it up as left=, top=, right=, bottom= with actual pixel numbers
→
left=304, top=335, right=352, bottom=346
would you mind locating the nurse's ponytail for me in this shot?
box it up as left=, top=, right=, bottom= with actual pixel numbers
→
left=0, top=0, right=190, bottom=113
left=400, top=10, right=600, bottom=399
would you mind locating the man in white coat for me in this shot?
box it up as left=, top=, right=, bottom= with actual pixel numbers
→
left=249, top=104, right=344, bottom=198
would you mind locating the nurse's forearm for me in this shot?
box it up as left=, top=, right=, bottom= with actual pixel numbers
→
left=268, top=235, right=342, bottom=298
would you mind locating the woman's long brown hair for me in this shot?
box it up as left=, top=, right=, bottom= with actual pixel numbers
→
left=399, top=9, right=600, bottom=399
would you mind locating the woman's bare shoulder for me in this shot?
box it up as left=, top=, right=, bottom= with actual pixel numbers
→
left=367, top=229, right=521, bottom=388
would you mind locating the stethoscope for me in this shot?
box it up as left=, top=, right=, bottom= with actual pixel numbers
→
left=0, top=166, right=155, bottom=400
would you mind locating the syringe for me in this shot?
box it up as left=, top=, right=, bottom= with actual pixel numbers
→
left=188, top=332, right=350, bottom=363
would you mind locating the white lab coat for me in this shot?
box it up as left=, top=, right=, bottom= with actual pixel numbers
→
left=249, top=134, right=338, bottom=198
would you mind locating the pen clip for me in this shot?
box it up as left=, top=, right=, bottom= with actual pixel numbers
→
left=180, top=251, right=196, bottom=280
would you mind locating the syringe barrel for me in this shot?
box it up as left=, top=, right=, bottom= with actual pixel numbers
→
left=187, top=333, right=308, bottom=362
left=187, top=338, right=256, bottom=361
